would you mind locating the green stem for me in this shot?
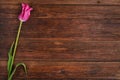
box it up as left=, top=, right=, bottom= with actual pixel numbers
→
left=8, top=21, right=23, bottom=80
left=12, top=21, right=23, bottom=63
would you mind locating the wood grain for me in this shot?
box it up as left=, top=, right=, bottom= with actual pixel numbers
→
left=1, top=18, right=120, bottom=40
left=0, top=39, right=120, bottom=62
left=1, top=61, right=120, bottom=79
left=0, top=0, right=120, bottom=5
left=1, top=4, right=120, bottom=19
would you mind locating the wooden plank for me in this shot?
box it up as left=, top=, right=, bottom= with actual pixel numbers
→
left=0, top=38, right=120, bottom=61
left=0, top=19, right=120, bottom=41
left=1, top=5, right=120, bottom=19
left=1, top=61, right=120, bottom=79
left=0, top=78, right=118, bottom=80
left=0, top=0, right=120, bottom=5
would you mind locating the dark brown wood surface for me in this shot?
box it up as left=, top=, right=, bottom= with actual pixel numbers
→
left=0, top=0, right=120, bottom=80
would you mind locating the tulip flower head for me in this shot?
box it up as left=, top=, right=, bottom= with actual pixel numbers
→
left=18, top=3, right=33, bottom=22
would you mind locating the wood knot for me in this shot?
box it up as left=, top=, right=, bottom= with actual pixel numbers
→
left=97, top=0, right=101, bottom=4
left=58, top=69, right=66, bottom=74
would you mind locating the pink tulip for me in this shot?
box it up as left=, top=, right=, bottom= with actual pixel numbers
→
left=18, top=3, right=33, bottom=22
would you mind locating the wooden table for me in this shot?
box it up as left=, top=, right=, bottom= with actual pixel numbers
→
left=0, top=0, right=120, bottom=80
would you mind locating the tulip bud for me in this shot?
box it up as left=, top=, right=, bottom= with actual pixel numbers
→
left=18, top=3, right=33, bottom=22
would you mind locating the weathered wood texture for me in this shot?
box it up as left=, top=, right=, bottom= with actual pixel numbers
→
left=0, top=0, right=120, bottom=80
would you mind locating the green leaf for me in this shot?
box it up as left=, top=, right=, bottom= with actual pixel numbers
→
left=7, top=42, right=14, bottom=76
left=8, top=63, right=27, bottom=80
